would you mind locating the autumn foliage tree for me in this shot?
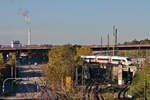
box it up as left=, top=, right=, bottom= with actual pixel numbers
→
left=43, top=45, right=93, bottom=99
left=0, top=53, right=4, bottom=67
left=44, top=45, right=75, bottom=89
left=0, top=53, right=3, bottom=78
left=128, top=58, right=150, bottom=99
left=6, top=53, right=16, bottom=67
left=44, top=45, right=92, bottom=89
left=74, top=46, right=92, bottom=67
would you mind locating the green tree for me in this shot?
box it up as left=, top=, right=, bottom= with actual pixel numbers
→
left=43, top=45, right=93, bottom=99
left=74, top=46, right=92, bottom=67
left=124, top=38, right=150, bottom=45
left=132, top=39, right=140, bottom=44
left=44, top=45, right=75, bottom=89
left=44, top=45, right=92, bottom=88
left=128, top=58, right=150, bottom=99
left=6, top=53, right=16, bottom=67
left=0, top=53, right=4, bottom=66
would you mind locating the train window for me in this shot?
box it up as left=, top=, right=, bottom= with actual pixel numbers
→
left=97, top=58, right=109, bottom=60
left=112, top=59, right=121, bottom=61
left=89, top=58, right=95, bottom=60
left=122, top=60, right=126, bottom=62
left=127, top=58, right=132, bottom=61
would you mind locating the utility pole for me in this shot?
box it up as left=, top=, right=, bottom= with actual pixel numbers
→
left=11, top=67, right=13, bottom=78
left=115, top=28, right=118, bottom=46
left=101, top=35, right=103, bottom=49
left=144, top=80, right=147, bottom=100
left=15, top=56, right=17, bottom=78
left=107, top=33, right=109, bottom=55
left=115, top=28, right=118, bottom=56
left=113, top=25, right=118, bottom=56
left=113, top=25, right=115, bottom=56
left=75, top=67, right=78, bottom=85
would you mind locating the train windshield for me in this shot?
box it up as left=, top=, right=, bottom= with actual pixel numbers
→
left=127, top=58, right=132, bottom=61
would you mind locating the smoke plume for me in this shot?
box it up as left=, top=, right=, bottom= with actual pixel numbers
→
left=18, top=8, right=31, bottom=24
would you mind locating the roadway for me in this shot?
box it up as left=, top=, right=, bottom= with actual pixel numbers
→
left=1, top=44, right=150, bottom=53
left=1, top=64, right=47, bottom=99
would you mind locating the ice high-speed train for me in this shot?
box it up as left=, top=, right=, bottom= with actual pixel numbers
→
left=81, top=55, right=133, bottom=65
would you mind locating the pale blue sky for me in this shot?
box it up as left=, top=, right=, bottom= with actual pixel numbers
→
left=0, top=0, right=150, bottom=45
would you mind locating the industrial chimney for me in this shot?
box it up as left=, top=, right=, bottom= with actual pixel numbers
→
left=28, top=27, right=31, bottom=45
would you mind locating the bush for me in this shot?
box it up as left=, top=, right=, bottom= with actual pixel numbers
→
left=128, top=58, right=150, bottom=99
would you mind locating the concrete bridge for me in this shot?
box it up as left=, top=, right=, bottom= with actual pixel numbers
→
left=0, top=44, right=150, bottom=62
left=0, top=44, right=150, bottom=53
left=0, top=46, right=51, bottom=53
left=90, top=44, right=150, bottom=54
left=0, top=46, right=52, bottom=63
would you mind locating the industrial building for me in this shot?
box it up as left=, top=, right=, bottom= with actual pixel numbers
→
left=10, top=40, right=21, bottom=48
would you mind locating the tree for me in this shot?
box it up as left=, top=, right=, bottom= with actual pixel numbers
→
left=74, top=46, right=92, bottom=67
left=44, top=45, right=75, bottom=89
left=128, top=58, right=150, bottom=99
left=43, top=45, right=93, bottom=99
left=124, top=38, right=150, bottom=45
left=131, top=39, right=140, bottom=44
left=140, top=38, right=150, bottom=44
left=6, top=53, right=16, bottom=67
left=0, top=53, right=4, bottom=66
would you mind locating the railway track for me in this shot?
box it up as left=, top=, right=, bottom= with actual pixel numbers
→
left=84, top=79, right=104, bottom=100
left=123, top=86, right=129, bottom=99
left=118, top=85, right=131, bottom=100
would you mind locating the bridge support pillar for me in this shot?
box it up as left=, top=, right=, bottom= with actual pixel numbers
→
left=112, top=65, right=118, bottom=80
left=106, top=63, right=112, bottom=81
left=118, top=64, right=123, bottom=85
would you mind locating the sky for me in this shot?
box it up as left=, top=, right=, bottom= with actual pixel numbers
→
left=0, top=0, right=150, bottom=45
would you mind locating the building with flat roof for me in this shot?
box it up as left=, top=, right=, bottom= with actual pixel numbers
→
left=11, top=40, right=21, bottom=48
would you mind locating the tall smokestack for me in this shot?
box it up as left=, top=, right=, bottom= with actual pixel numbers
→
left=28, top=27, right=31, bottom=45
left=18, top=9, right=31, bottom=45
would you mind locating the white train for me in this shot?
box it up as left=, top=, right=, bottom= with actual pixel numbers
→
left=81, top=55, right=133, bottom=66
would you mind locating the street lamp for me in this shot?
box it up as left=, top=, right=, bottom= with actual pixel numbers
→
left=2, top=78, right=21, bottom=93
